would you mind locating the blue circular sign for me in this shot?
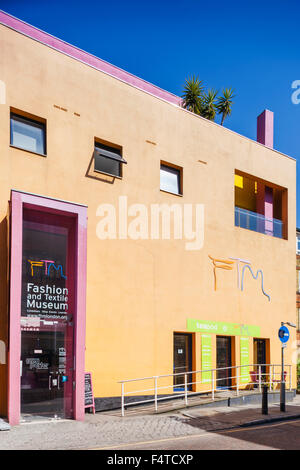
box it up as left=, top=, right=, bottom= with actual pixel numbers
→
left=278, top=326, right=290, bottom=343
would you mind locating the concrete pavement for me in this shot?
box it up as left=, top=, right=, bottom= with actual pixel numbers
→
left=0, top=394, right=299, bottom=449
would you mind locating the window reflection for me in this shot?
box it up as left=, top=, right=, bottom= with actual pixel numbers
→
left=160, top=164, right=181, bottom=194
left=11, top=113, right=46, bottom=155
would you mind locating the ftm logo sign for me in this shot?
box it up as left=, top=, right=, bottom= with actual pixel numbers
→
left=28, top=259, right=67, bottom=279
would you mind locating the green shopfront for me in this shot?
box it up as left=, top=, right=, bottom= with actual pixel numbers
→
left=186, top=319, right=267, bottom=390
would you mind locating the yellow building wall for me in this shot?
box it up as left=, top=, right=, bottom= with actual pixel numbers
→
left=0, top=24, right=297, bottom=412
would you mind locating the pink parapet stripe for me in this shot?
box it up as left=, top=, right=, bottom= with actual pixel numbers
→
left=0, top=10, right=181, bottom=107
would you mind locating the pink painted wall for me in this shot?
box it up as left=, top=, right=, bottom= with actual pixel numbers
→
left=8, top=192, right=22, bottom=425
left=8, top=190, right=87, bottom=425
left=256, top=183, right=274, bottom=235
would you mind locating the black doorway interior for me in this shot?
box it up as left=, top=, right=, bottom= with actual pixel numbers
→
left=216, top=336, right=232, bottom=388
left=254, top=338, right=267, bottom=375
left=173, top=333, right=193, bottom=391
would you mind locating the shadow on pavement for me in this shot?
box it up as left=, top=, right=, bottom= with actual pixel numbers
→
left=183, top=404, right=300, bottom=450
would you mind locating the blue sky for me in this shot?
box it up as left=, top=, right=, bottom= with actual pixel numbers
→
left=1, top=0, right=299, bottom=223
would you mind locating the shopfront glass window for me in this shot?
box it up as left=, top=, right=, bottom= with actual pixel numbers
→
left=20, top=209, right=74, bottom=418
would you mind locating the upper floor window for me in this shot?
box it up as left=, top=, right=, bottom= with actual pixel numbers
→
left=10, top=111, right=46, bottom=155
left=94, top=141, right=127, bottom=178
left=160, top=162, right=182, bottom=195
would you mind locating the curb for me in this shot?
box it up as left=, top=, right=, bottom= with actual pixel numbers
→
left=200, top=414, right=300, bottom=433
left=240, top=413, right=300, bottom=429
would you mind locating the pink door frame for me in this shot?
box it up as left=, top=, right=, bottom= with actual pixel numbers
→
left=8, top=190, right=87, bottom=425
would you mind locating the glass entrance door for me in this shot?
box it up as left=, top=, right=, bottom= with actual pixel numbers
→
left=173, top=333, right=193, bottom=391
left=21, top=323, right=73, bottom=417
left=216, top=336, right=232, bottom=389
left=254, top=338, right=267, bottom=375
left=20, top=208, right=75, bottom=419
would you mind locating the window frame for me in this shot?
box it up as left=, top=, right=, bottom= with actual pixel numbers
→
left=160, top=161, right=183, bottom=196
left=10, top=111, right=47, bottom=157
left=234, top=169, right=288, bottom=240
left=94, top=140, right=126, bottom=178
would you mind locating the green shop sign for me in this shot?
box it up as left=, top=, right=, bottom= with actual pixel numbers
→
left=201, top=335, right=212, bottom=384
left=240, top=336, right=250, bottom=383
left=187, top=319, right=260, bottom=337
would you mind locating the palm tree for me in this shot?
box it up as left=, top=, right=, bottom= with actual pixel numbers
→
left=216, top=88, right=235, bottom=125
left=181, top=75, right=204, bottom=115
left=202, top=89, right=218, bottom=121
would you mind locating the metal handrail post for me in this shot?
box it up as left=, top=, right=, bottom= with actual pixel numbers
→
left=118, top=363, right=292, bottom=417
left=154, top=376, right=158, bottom=412
left=121, top=382, right=125, bottom=417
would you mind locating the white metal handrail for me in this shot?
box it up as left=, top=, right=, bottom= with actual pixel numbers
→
left=119, top=363, right=292, bottom=416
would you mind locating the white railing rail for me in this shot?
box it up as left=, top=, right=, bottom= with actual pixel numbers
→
left=118, top=363, right=292, bottom=417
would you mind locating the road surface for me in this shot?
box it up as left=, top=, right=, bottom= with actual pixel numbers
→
left=95, top=418, right=300, bottom=450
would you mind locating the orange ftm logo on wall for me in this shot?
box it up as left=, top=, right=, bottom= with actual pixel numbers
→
left=208, top=255, right=270, bottom=301
left=27, top=259, right=67, bottom=279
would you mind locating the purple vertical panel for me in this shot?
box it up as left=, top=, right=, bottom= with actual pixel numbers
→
left=8, top=193, right=23, bottom=425
left=74, top=207, right=87, bottom=421
left=257, top=110, right=274, bottom=149
left=256, top=182, right=265, bottom=234
left=265, top=186, right=274, bottom=236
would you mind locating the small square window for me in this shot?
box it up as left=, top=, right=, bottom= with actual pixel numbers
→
left=94, top=141, right=127, bottom=177
left=160, top=163, right=182, bottom=195
left=10, top=112, right=46, bottom=155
